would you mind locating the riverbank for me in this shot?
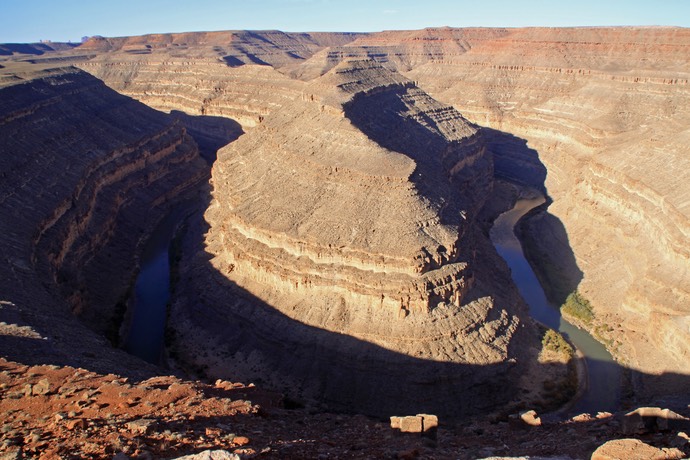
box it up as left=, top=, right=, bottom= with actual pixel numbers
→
left=490, top=184, right=621, bottom=414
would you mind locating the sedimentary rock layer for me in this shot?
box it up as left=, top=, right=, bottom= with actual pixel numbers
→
left=75, top=30, right=361, bottom=129
left=79, top=56, right=306, bottom=129
left=393, top=27, right=690, bottom=386
left=4, top=26, right=688, bottom=405
left=0, top=67, right=206, bottom=371
left=168, top=59, right=537, bottom=418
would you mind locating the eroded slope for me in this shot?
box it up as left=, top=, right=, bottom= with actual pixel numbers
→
left=0, top=66, right=206, bottom=371
left=169, top=60, right=541, bottom=418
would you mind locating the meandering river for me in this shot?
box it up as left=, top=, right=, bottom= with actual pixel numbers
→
left=123, top=207, right=190, bottom=364
left=490, top=195, right=621, bottom=413
left=125, top=193, right=620, bottom=412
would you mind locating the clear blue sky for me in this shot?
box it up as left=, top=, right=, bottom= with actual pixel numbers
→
left=3, top=0, right=689, bottom=43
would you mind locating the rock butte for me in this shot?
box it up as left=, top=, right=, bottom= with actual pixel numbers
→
left=0, top=26, right=689, bottom=417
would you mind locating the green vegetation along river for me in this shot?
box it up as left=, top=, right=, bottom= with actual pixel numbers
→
left=490, top=195, right=621, bottom=413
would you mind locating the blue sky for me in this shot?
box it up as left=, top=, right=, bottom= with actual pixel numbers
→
left=3, top=0, right=689, bottom=43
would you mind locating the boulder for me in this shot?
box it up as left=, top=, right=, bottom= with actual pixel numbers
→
left=400, top=416, right=423, bottom=433
left=520, top=410, right=542, bottom=427
left=509, top=410, right=542, bottom=429
left=32, top=379, right=51, bottom=395
left=171, top=450, right=240, bottom=460
left=621, top=407, right=690, bottom=434
left=390, top=414, right=438, bottom=437
left=591, top=438, right=685, bottom=460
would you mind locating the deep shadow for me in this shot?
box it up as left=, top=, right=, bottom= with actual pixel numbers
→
left=0, top=42, right=78, bottom=56
left=222, top=55, right=245, bottom=67
left=482, top=128, right=547, bottom=193
left=0, top=70, right=239, bottom=383
left=169, top=110, right=244, bottom=163
left=1, top=68, right=689, bottom=431
left=477, top=127, right=583, bottom=317
left=515, top=198, right=584, bottom=306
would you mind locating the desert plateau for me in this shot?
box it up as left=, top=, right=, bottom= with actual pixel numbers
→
left=0, top=21, right=689, bottom=460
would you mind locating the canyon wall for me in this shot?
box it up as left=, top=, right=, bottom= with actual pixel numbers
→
left=0, top=66, right=206, bottom=372
left=167, top=59, right=543, bottom=418
left=74, top=27, right=690, bottom=393
left=77, top=30, right=361, bottom=129
left=393, top=27, right=690, bottom=389
left=3, top=26, right=688, bottom=406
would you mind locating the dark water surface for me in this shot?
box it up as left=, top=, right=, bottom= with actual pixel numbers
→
left=490, top=196, right=620, bottom=413
left=123, top=209, right=184, bottom=364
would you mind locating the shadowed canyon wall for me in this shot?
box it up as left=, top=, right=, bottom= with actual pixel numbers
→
left=0, top=67, right=206, bottom=374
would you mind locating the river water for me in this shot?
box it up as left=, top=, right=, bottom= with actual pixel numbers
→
left=123, top=209, right=185, bottom=364
left=490, top=196, right=620, bottom=413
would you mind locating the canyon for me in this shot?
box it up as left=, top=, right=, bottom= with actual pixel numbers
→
left=1, top=26, right=689, bottom=458
left=72, top=26, right=690, bottom=396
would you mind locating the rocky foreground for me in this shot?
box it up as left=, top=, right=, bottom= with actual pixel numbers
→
left=1, top=357, right=689, bottom=459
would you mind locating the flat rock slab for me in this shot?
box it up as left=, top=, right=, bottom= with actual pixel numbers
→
left=390, top=414, right=438, bottom=437
left=591, top=438, right=685, bottom=460
left=171, top=450, right=240, bottom=460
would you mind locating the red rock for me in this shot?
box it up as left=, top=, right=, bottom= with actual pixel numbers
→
left=65, top=419, right=86, bottom=430
left=232, top=436, right=250, bottom=446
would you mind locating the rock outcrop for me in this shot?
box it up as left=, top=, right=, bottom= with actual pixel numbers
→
left=0, top=66, right=206, bottom=370
left=168, top=59, right=539, bottom=418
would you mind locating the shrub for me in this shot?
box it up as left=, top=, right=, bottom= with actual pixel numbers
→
left=561, top=291, right=594, bottom=325
left=542, top=329, right=574, bottom=357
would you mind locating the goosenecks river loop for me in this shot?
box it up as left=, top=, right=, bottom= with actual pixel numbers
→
left=125, top=193, right=621, bottom=414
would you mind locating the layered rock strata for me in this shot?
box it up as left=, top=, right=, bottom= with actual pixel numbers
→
left=394, top=27, right=690, bottom=388
left=0, top=66, right=206, bottom=369
left=75, top=30, right=361, bottom=129
left=4, top=26, right=687, bottom=407
left=169, top=60, right=538, bottom=418
left=79, top=56, right=306, bottom=129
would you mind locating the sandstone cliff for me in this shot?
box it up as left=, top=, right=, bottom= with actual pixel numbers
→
left=4, top=26, right=688, bottom=407
left=168, top=59, right=540, bottom=418
left=395, top=27, right=690, bottom=389
left=0, top=66, right=206, bottom=371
